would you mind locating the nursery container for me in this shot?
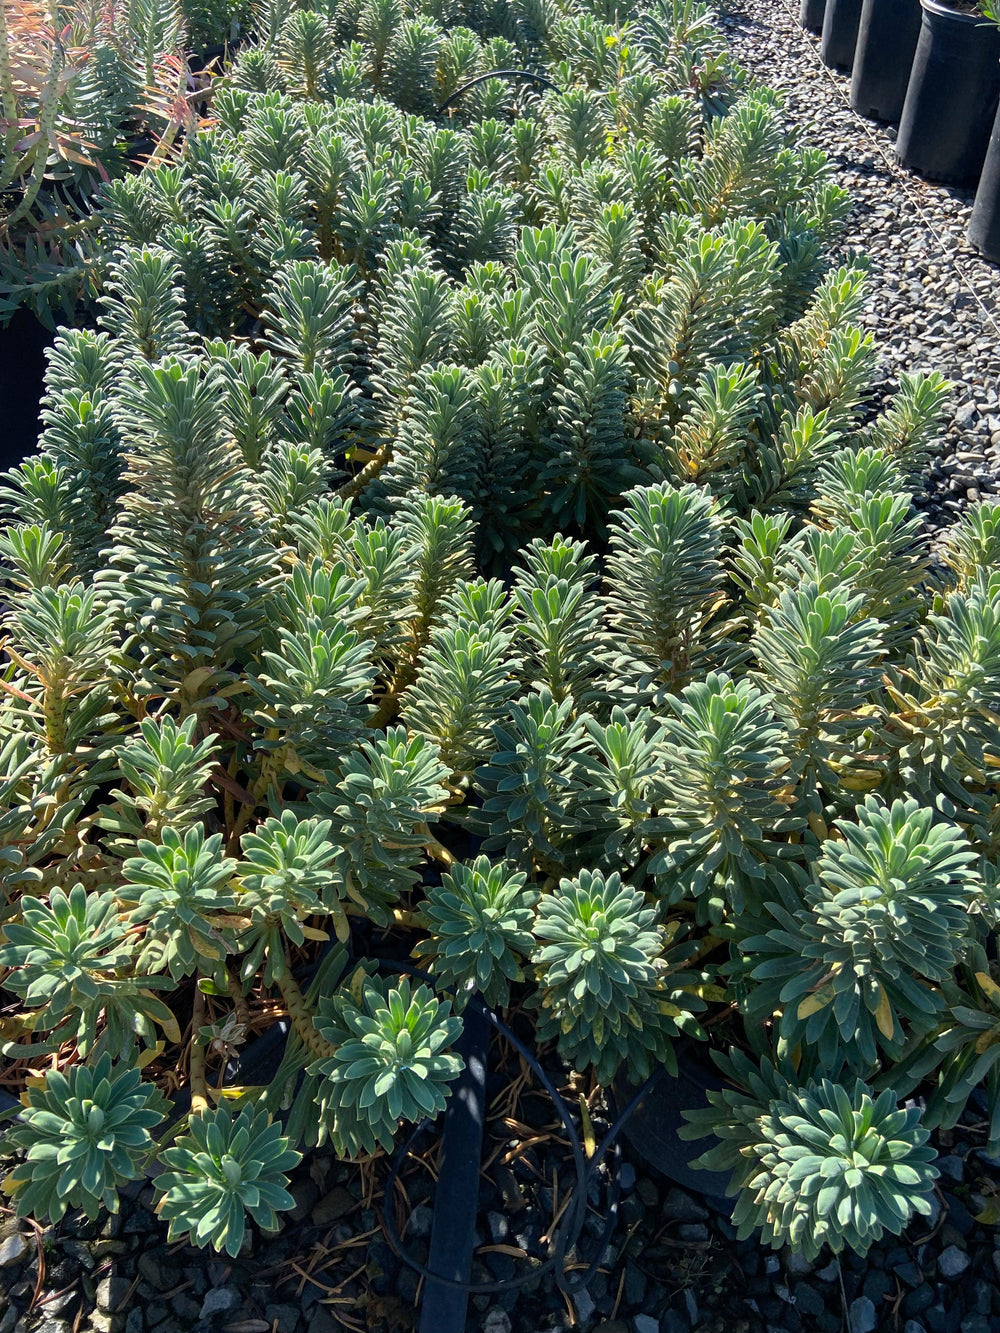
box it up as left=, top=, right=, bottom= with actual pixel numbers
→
left=896, top=0, right=1000, bottom=185
left=616, top=1045, right=732, bottom=1198
left=0, top=307, right=53, bottom=466
left=820, top=0, right=865, bottom=71
left=850, top=0, right=923, bottom=120
left=801, top=0, right=828, bottom=34
left=968, top=97, right=1000, bottom=260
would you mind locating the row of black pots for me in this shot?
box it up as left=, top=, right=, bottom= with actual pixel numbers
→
left=801, top=0, right=1000, bottom=262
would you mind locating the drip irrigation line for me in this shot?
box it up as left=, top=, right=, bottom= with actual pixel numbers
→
left=437, top=69, right=561, bottom=114
left=379, top=958, right=662, bottom=1298
left=768, top=0, right=1000, bottom=341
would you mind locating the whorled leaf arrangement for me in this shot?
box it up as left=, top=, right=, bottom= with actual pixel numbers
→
left=3, top=1055, right=167, bottom=1222
left=680, top=1051, right=939, bottom=1261
left=0, top=0, right=197, bottom=324
left=309, top=972, right=465, bottom=1156
left=0, top=0, right=988, bottom=1269
left=154, top=1105, right=301, bottom=1256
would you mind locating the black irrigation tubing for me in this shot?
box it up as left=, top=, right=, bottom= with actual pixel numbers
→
left=380, top=957, right=663, bottom=1299
left=436, top=69, right=562, bottom=114
left=0, top=946, right=654, bottom=1289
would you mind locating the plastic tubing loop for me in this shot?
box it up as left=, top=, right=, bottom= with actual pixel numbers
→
left=377, top=958, right=663, bottom=1298
left=436, top=70, right=562, bottom=114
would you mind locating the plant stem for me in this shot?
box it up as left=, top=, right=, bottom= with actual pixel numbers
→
left=0, top=0, right=23, bottom=192
left=226, top=970, right=251, bottom=1028
left=419, top=825, right=456, bottom=866
left=189, top=982, right=209, bottom=1115
left=4, top=0, right=65, bottom=230
left=270, top=948, right=338, bottom=1061
left=338, top=441, right=392, bottom=501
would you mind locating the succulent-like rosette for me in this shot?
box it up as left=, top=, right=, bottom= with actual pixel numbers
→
left=3, top=1055, right=166, bottom=1222
left=746, top=796, right=981, bottom=1070
left=531, top=868, right=703, bottom=1084
left=311, top=974, right=464, bottom=1156
left=681, top=1050, right=939, bottom=1260
left=154, top=1106, right=301, bottom=1257
left=414, top=855, right=536, bottom=1006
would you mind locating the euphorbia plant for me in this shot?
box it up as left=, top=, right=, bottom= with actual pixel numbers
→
left=0, top=0, right=197, bottom=323
left=0, top=0, right=990, bottom=1271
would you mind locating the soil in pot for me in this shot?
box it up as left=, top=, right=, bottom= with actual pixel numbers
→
left=969, top=97, right=1000, bottom=260
left=850, top=0, right=924, bottom=120
left=820, top=0, right=865, bottom=71
left=896, top=0, right=1000, bottom=185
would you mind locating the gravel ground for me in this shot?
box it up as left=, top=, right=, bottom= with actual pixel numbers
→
left=721, top=0, right=1000, bottom=530
left=4, top=1089, right=1000, bottom=1333
left=3, top=7, right=1000, bottom=1333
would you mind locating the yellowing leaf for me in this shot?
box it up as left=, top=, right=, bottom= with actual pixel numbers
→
left=874, top=985, right=895, bottom=1040
left=181, top=666, right=216, bottom=694
left=976, top=972, right=1000, bottom=1008
left=682, top=984, right=727, bottom=1002
left=975, top=1197, right=1000, bottom=1227
left=838, top=770, right=883, bottom=791
left=192, top=930, right=222, bottom=961
left=140, top=994, right=182, bottom=1045
left=0, top=1013, right=37, bottom=1039
left=300, top=925, right=330, bottom=942
left=807, top=810, right=829, bottom=841
left=349, top=966, right=367, bottom=1006
left=211, top=1084, right=263, bottom=1101
left=137, top=1042, right=164, bottom=1070
left=579, top=1094, right=596, bottom=1157
left=974, top=1028, right=1000, bottom=1055
left=798, top=984, right=835, bottom=1020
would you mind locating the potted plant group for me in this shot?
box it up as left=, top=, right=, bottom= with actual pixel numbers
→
left=2, top=0, right=1000, bottom=1319
left=895, top=0, right=1000, bottom=184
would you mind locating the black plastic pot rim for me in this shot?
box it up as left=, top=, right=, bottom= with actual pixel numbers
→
left=918, top=0, right=997, bottom=23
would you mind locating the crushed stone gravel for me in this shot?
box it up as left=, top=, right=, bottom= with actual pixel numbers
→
left=722, top=0, right=1000, bottom=530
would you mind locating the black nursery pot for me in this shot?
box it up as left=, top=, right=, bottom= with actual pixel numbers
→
left=896, top=0, right=1000, bottom=186
left=968, top=97, right=1000, bottom=260
left=820, top=0, right=865, bottom=72
left=801, top=0, right=829, bottom=34
left=0, top=308, right=55, bottom=466
left=850, top=0, right=924, bottom=120
left=616, top=1045, right=732, bottom=1200
left=188, top=42, right=228, bottom=72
